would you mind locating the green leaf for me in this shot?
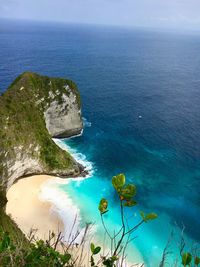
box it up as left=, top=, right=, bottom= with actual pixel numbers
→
left=51, top=232, right=55, bottom=238
left=120, top=184, right=136, bottom=200
left=124, top=200, right=137, bottom=207
left=93, top=246, right=101, bottom=255
left=103, top=256, right=117, bottom=266
left=145, top=213, right=158, bottom=221
left=195, top=256, right=200, bottom=266
left=111, top=255, right=118, bottom=261
left=112, top=174, right=125, bottom=191
left=90, top=243, right=95, bottom=253
left=61, top=254, right=71, bottom=263
left=98, top=198, right=108, bottom=214
left=140, top=211, right=158, bottom=222
left=182, top=252, right=192, bottom=266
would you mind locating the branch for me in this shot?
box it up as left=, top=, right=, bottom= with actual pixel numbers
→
left=113, top=199, right=126, bottom=256
left=124, top=220, right=144, bottom=237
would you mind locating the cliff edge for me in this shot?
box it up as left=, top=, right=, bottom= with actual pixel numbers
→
left=0, top=72, right=84, bottom=191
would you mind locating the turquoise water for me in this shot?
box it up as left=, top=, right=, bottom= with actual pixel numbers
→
left=0, top=19, right=200, bottom=266
left=58, top=125, right=198, bottom=266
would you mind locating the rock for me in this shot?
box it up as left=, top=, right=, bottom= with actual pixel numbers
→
left=44, top=90, right=83, bottom=138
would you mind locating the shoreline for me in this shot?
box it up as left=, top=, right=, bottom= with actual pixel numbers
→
left=5, top=174, right=143, bottom=267
left=53, top=138, right=94, bottom=176
left=6, top=175, right=65, bottom=241
left=5, top=137, right=94, bottom=247
left=5, top=174, right=88, bottom=244
left=5, top=174, right=93, bottom=266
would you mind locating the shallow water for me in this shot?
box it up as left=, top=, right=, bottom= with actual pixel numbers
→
left=0, top=19, right=200, bottom=266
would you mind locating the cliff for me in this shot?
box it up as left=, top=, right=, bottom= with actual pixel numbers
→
left=0, top=72, right=84, bottom=191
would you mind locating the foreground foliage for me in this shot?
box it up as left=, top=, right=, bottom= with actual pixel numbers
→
left=182, top=252, right=200, bottom=267
left=0, top=229, right=72, bottom=267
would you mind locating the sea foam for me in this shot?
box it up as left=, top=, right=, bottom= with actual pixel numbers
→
left=83, top=117, right=92, bottom=127
left=39, top=130, right=95, bottom=243
left=39, top=177, right=88, bottom=243
left=53, top=138, right=94, bottom=176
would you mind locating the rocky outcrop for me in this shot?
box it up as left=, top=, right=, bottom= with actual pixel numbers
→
left=44, top=85, right=83, bottom=138
left=0, top=72, right=84, bottom=191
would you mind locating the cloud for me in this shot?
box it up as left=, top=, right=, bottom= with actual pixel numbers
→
left=0, top=0, right=200, bottom=31
left=0, top=0, right=16, bottom=13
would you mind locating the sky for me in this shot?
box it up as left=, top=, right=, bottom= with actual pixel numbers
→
left=1, top=0, right=200, bottom=31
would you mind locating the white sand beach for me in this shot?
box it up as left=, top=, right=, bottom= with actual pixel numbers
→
left=6, top=175, right=64, bottom=241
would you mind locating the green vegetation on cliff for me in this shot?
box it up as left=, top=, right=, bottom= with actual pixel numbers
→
left=0, top=185, right=29, bottom=257
left=0, top=72, right=83, bottom=189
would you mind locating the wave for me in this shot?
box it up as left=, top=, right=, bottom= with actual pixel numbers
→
left=44, top=127, right=96, bottom=243
left=39, top=139, right=96, bottom=243
left=39, top=178, right=138, bottom=266
left=39, top=177, right=88, bottom=243
left=83, top=117, right=92, bottom=127
left=65, top=129, right=84, bottom=140
left=53, top=138, right=95, bottom=176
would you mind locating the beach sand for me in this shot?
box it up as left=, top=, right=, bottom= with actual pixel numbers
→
left=5, top=174, right=95, bottom=266
left=6, top=175, right=64, bottom=241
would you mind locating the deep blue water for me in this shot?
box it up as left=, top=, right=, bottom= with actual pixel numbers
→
left=1, top=19, right=200, bottom=266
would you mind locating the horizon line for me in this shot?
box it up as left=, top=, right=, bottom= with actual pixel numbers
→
left=1, top=16, right=200, bottom=36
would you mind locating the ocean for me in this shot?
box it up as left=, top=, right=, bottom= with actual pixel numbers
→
left=0, top=19, right=200, bottom=266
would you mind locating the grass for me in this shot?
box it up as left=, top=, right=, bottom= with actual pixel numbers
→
left=0, top=187, right=28, bottom=249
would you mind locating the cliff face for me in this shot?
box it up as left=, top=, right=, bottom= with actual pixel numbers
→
left=44, top=84, right=83, bottom=138
left=0, top=72, right=84, bottom=190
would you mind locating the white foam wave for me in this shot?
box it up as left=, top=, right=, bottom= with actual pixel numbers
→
left=53, top=138, right=94, bottom=176
left=39, top=179, right=134, bottom=266
left=66, top=129, right=84, bottom=139
left=83, top=117, right=92, bottom=127
left=39, top=178, right=87, bottom=243
left=41, top=133, right=95, bottom=243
